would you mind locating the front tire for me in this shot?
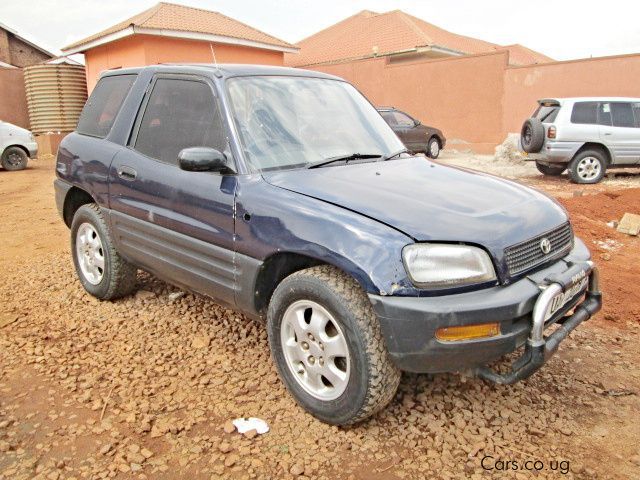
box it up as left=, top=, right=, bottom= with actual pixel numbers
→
left=267, top=265, right=400, bottom=425
left=535, top=162, right=566, bottom=176
left=427, top=137, right=440, bottom=159
left=1, top=146, right=28, bottom=171
left=568, top=150, right=606, bottom=184
left=71, top=204, right=137, bottom=300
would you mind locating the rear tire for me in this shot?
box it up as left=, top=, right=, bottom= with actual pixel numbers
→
left=427, top=137, right=440, bottom=159
left=568, top=150, right=606, bottom=184
left=267, top=265, right=400, bottom=425
left=535, top=162, right=565, bottom=176
left=1, top=146, right=28, bottom=171
left=71, top=204, right=137, bottom=300
left=520, top=118, right=545, bottom=153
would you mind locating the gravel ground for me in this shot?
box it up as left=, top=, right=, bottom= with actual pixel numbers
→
left=1, top=154, right=639, bottom=480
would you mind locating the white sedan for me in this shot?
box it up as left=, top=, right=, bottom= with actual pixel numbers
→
left=0, top=121, right=38, bottom=170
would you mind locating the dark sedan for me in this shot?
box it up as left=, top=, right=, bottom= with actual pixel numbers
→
left=378, top=107, right=445, bottom=158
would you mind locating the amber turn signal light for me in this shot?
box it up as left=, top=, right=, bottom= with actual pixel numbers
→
left=435, top=323, right=500, bottom=342
left=547, top=126, right=556, bottom=139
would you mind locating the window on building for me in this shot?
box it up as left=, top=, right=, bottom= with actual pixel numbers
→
left=134, top=78, right=226, bottom=164
left=77, top=75, right=136, bottom=138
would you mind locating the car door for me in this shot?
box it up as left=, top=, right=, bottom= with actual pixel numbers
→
left=108, top=74, right=238, bottom=306
left=392, top=111, right=422, bottom=152
left=598, top=101, right=640, bottom=165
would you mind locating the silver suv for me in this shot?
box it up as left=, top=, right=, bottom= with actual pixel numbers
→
left=520, top=97, right=640, bottom=183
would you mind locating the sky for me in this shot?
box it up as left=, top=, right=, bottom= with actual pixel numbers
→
left=2, top=0, right=640, bottom=61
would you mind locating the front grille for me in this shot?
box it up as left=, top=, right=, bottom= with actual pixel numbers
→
left=504, top=223, right=573, bottom=276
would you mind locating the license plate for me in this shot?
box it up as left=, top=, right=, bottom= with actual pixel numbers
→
left=546, top=275, right=589, bottom=320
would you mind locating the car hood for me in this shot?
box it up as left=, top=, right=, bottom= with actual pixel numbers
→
left=0, top=121, right=32, bottom=137
left=262, top=157, right=568, bottom=253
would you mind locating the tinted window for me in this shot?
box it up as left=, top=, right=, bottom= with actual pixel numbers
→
left=610, top=102, right=635, bottom=128
left=393, top=111, right=415, bottom=127
left=571, top=102, right=599, bottom=125
left=77, top=75, right=136, bottom=138
left=532, top=104, right=559, bottom=123
left=633, top=103, right=640, bottom=127
left=597, top=103, right=612, bottom=126
left=134, top=78, right=226, bottom=164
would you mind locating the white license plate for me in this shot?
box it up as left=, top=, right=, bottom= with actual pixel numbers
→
left=546, top=276, right=589, bottom=320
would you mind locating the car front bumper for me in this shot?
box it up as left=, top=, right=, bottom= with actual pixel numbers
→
left=369, top=241, right=602, bottom=383
left=26, top=141, right=38, bottom=159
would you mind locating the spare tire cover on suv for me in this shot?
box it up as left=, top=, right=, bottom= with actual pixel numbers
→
left=520, top=118, right=545, bottom=153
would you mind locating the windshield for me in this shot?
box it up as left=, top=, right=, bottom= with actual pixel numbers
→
left=226, top=76, right=404, bottom=172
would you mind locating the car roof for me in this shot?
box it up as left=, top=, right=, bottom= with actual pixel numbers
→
left=539, top=97, right=640, bottom=105
left=100, top=63, right=343, bottom=81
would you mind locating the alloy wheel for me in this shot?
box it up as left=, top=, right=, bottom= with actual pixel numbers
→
left=75, top=222, right=105, bottom=285
left=280, top=300, right=350, bottom=400
left=576, top=156, right=601, bottom=181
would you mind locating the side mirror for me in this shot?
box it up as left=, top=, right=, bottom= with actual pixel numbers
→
left=178, top=147, right=231, bottom=173
left=414, top=119, right=421, bottom=126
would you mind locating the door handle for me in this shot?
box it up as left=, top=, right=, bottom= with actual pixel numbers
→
left=117, top=165, right=137, bottom=180
left=603, top=132, right=612, bottom=136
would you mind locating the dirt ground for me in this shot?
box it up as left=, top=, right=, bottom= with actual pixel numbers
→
left=1, top=153, right=639, bottom=480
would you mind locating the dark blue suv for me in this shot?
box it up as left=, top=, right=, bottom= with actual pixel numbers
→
left=55, top=64, right=602, bottom=425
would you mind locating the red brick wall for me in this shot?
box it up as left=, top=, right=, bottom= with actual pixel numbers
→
left=0, top=68, right=29, bottom=129
left=0, top=28, right=51, bottom=68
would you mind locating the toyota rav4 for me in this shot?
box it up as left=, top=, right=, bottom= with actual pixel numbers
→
left=55, top=65, right=602, bottom=425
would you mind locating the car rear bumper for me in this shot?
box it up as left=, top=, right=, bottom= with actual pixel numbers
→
left=54, top=178, right=72, bottom=222
left=522, top=141, right=582, bottom=163
left=369, top=240, right=601, bottom=382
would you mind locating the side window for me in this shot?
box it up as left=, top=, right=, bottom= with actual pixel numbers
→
left=77, top=75, right=136, bottom=138
left=393, top=111, right=415, bottom=127
left=610, top=102, right=635, bottom=128
left=381, top=112, right=397, bottom=126
left=598, top=102, right=612, bottom=126
left=570, top=102, right=598, bottom=125
left=134, top=78, right=226, bottom=164
left=633, top=103, right=640, bottom=128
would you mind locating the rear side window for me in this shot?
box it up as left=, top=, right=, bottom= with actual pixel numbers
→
left=393, top=111, right=415, bottom=127
left=570, top=102, right=598, bottom=124
left=380, top=112, right=397, bottom=126
left=77, top=75, right=136, bottom=138
left=134, top=78, right=226, bottom=164
left=610, top=102, right=635, bottom=128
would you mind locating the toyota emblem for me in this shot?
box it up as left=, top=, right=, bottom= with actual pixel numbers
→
left=540, top=238, right=551, bottom=254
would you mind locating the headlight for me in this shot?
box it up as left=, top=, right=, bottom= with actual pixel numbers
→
left=402, top=244, right=496, bottom=289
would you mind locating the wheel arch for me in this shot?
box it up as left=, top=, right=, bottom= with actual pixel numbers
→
left=2, top=144, right=30, bottom=158
left=252, top=251, right=377, bottom=319
left=63, top=186, right=96, bottom=227
left=573, top=142, right=612, bottom=165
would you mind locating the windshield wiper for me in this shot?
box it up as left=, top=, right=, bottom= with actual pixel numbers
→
left=307, top=153, right=383, bottom=169
left=382, top=148, right=409, bottom=161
